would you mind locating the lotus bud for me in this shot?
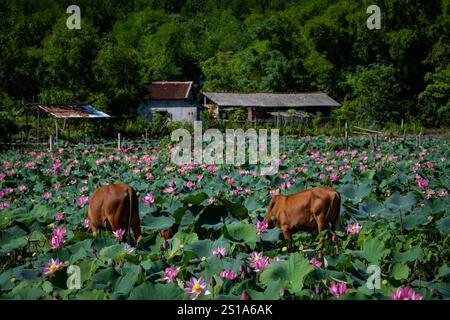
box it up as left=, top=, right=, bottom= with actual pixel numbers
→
left=279, top=287, right=285, bottom=297
left=138, top=264, right=144, bottom=274
left=139, top=255, right=143, bottom=262
left=162, top=240, right=169, bottom=250
left=210, top=276, right=216, bottom=287
left=240, top=290, right=251, bottom=300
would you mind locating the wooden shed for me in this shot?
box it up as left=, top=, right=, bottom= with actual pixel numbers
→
left=202, top=92, right=340, bottom=121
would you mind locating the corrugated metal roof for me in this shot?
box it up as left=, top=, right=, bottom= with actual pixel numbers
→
left=36, top=104, right=110, bottom=119
left=202, top=92, right=340, bottom=107
left=144, top=81, right=193, bottom=100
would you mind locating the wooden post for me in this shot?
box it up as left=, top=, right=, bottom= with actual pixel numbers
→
left=419, top=131, right=422, bottom=147
left=25, top=106, right=29, bottom=142
left=374, top=134, right=378, bottom=147
left=37, top=107, right=40, bottom=143
left=344, top=121, right=348, bottom=149
left=49, top=135, right=53, bottom=152
left=276, top=112, right=279, bottom=129
left=400, top=119, right=404, bottom=129
left=55, top=119, right=58, bottom=145
left=118, top=133, right=121, bottom=149
left=415, top=135, right=419, bottom=147
left=145, top=129, right=148, bottom=143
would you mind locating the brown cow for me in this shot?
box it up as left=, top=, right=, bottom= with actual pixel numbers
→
left=87, top=183, right=141, bottom=243
left=263, top=186, right=342, bottom=245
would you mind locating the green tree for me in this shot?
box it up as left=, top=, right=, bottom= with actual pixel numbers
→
left=350, top=64, right=402, bottom=124
left=418, top=64, right=450, bottom=127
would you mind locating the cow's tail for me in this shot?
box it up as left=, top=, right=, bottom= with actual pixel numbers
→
left=126, top=187, right=133, bottom=243
left=263, top=196, right=278, bottom=226
left=330, top=191, right=342, bottom=231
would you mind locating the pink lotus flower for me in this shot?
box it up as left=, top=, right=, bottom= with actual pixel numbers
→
left=417, top=178, right=428, bottom=189
left=309, top=258, right=322, bottom=268
left=43, top=192, right=53, bottom=200
left=78, top=195, right=88, bottom=207
left=18, top=185, right=28, bottom=192
left=112, top=228, right=125, bottom=240
left=145, top=173, right=154, bottom=180
left=185, top=181, right=196, bottom=189
left=49, top=227, right=66, bottom=250
left=162, top=267, right=180, bottom=283
left=54, top=213, right=64, bottom=221
left=163, top=187, right=174, bottom=194
left=0, top=202, right=10, bottom=209
left=319, top=173, right=326, bottom=180
left=143, top=193, right=155, bottom=205
left=220, top=269, right=237, bottom=280
left=248, top=252, right=270, bottom=273
left=184, top=276, right=211, bottom=300
left=255, top=220, right=268, bottom=235
left=43, top=258, right=65, bottom=276
left=210, top=247, right=226, bottom=257
left=329, top=281, right=348, bottom=298
left=330, top=173, right=339, bottom=182
left=226, top=177, right=234, bottom=184
left=390, top=286, right=423, bottom=300
left=438, top=189, right=448, bottom=197
left=83, top=218, right=90, bottom=229
left=346, top=222, right=361, bottom=235
left=269, top=189, right=279, bottom=196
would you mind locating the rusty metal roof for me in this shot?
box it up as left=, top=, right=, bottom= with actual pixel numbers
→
left=144, top=81, right=193, bottom=100
left=35, top=104, right=110, bottom=119
left=203, top=92, right=340, bottom=108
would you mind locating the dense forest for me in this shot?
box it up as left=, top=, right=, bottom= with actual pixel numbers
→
left=1, top=0, right=449, bottom=136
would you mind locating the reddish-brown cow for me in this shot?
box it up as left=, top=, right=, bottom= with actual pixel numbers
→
left=87, top=183, right=141, bottom=243
left=263, top=186, right=342, bottom=245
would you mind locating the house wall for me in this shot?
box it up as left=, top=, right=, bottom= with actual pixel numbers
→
left=138, top=100, right=198, bottom=122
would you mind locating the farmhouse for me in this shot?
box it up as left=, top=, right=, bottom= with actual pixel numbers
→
left=201, top=92, right=340, bottom=121
left=138, top=81, right=202, bottom=122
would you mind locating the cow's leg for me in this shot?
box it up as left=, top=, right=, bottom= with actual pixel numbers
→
left=316, top=216, right=328, bottom=243
left=131, top=212, right=142, bottom=244
left=281, top=225, right=293, bottom=252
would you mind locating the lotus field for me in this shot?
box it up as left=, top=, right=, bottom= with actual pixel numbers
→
left=0, top=136, right=449, bottom=300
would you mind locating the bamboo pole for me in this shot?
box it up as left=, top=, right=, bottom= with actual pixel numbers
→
left=49, top=135, right=53, bottom=152
left=352, top=125, right=382, bottom=135
left=345, top=121, right=348, bottom=149
left=37, top=107, right=40, bottom=143
left=55, top=119, right=58, bottom=145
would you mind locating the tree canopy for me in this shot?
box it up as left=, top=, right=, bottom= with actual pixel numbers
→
left=0, top=0, right=449, bottom=127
